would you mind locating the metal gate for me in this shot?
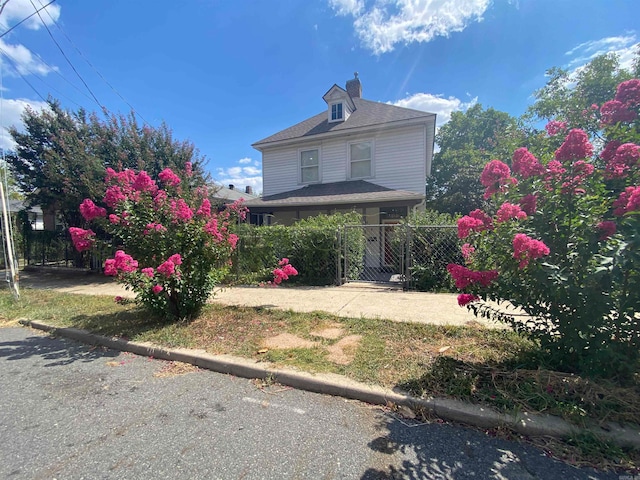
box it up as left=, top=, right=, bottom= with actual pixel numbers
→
left=339, top=224, right=460, bottom=290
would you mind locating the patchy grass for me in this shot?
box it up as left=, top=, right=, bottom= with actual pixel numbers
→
left=1, top=288, right=639, bottom=472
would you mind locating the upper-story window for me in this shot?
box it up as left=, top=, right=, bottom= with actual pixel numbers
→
left=300, top=148, right=320, bottom=183
left=349, top=141, right=372, bottom=179
left=330, top=103, right=343, bottom=121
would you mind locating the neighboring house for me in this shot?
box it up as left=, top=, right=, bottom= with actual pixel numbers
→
left=8, top=200, right=45, bottom=230
left=212, top=184, right=258, bottom=206
left=245, top=73, right=436, bottom=227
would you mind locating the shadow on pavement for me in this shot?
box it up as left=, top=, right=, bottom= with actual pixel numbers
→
left=359, top=413, right=612, bottom=480
left=0, top=333, right=119, bottom=367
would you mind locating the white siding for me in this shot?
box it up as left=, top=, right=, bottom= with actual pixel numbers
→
left=260, top=123, right=428, bottom=196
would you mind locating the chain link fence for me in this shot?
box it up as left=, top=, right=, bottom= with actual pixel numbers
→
left=23, top=230, right=111, bottom=271
left=342, top=224, right=461, bottom=291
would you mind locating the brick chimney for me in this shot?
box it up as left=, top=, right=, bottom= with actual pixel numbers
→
left=346, top=72, right=362, bottom=99
left=245, top=186, right=253, bottom=195
left=228, top=184, right=234, bottom=190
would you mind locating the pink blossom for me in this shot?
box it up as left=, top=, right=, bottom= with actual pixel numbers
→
left=157, top=259, right=176, bottom=277
left=613, top=186, right=640, bottom=216
left=279, top=258, right=290, bottom=266
left=204, top=218, right=223, bottom=242
left=226, top=198, right=248, bottom=221
left=457, top=294, right=479, bottom=306
left=545, top=120, right=567, bottom=136
left=104, top=250, right=138, bottom=276
left=69, top=227, right=95, bottom=252
left=79, top=199, right=107, bottom=221
left=604, top=143, right=640, bottom=179
left=555, top=129, right=594, bottom=161
left=511, top=148, right=544, bottom=179
left=601, top=140, right=623, bottom=163
left=461, top=243, right=475, bottom=263
left=196, top=198, right=212, bottom=217
left=103, top=185, right=127, bottom=208
left=282, top=264, right=298, bottom=276
left=154, top=190, right=168, bottom=208
left=519, top=194, right=537, bottom=216
left=457, top=209, right=493, bottom=239
left=512, top=233, right=550, bottom=269
left=143, top=222, right=167, bottom=235
left=446, top=264, right=499, bottom=289
left=141, top=267, right=155, bottom=278
left=185, top=161, right=193, bottom=177
left=132, top=171, right=158, bottom=194
left=158, top=168, right=181, bottom=187
left=614, top=79, right=640, bottom=108
left=597, top=221, right=617, bottom=241
left=600, top=100, right=637, bottom=125
left=480, top=160, right=517, bottom=198
left=152, top=285, right=163, bottom=294
left=114, top=296, right=124, bottom=303
left=108, top=214, right=120, bottom=224
left=545, top=160, right=567, bottom=185
left=168, top=254, right=182, bottom=266
left=169, top=199, right=193, bottom=222
left=228, top=233, right=239, bottom=249
left=496, top=202, right=527, bottom=223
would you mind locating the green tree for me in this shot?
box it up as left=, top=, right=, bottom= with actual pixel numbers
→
left=428, top=104, right=525, bottom=215
left=6, top=99, right=210, bottom=229
left=526, top=52, right=636, bottom=134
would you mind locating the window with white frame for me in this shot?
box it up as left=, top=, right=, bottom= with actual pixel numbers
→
left=350, top=141, right=372, bottom=178
left=330, top=102, right=343, bottom=121
left=300, top=148, right=319, bottom=183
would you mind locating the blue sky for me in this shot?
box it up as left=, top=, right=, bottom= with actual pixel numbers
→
left=0, top=0, right=638, bottom=194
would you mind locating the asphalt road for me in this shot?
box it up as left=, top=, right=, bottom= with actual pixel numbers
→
left=0, top=327, right=613, bottom=480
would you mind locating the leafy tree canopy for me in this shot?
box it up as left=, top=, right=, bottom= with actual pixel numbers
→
left=6, top=99, right=209, bottom=228
left=427, top=103, right=526, bottom=215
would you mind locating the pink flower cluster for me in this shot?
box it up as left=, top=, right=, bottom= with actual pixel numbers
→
left=446, top=264, right=498, bottom=289
left=554, top=129, right=594, bottom=162
left=615, top=79, right=640, bottom=108
left=132, top=171, right=158, bottom=194
left=480, top=160, right=517, bottom=199
left=496, top=202, right=527, bottom=223
left=204, top=217, right=223, bottom=242
left=597, top=221, right=617, bottom=241
left=79, top=199, right=107, bottom=221
left=104, top=250, right=139, bottom=276
left=603, top=142, right=640, bottom=179
left=272, top=258, right=298, bottom=285
left=561, top=160, right=595, bottom=194
left=457, top=293, right=479, bottom=306
left=185, top=161, right=193, bottom=178
left=519, top=194, right=537, bottom=216
left=461, top=243, right=475, bottom=263
left=169, top=198, right=194, bottom=222
left=157, top=254, right=183, bottom=277
left=69, top=227, right=96, bottom=252
left=512, top=233, right=550, bottom=269
left=511, top=148, right=544, bottom=179
left=545, top=120, right=567, bottom=136
left=143, top=222, right=167, bottom=235
left=158, top=168, right=181, bottom=187
left=196, top=198, right=212, bottom=217
left=613, top=186, right=640, bottom=216
left=457, top=209, right=493, bottom=239
left=141, top=267, right=155, bottom=278
left=600, top=100, right=637, bottom=125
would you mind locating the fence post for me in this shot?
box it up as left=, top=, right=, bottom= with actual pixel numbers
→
left=343, top=226, right=349, bottom=284
left=336, top=228, right=342, bottom=285
left=404, top=224, right=412, bottom=290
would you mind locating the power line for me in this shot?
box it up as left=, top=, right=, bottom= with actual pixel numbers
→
left=0, top=0, right=56, bottom=40
left=35, top=0, right=150, bottom=125
left=0, top=49, right=47, bottom=102
left=0, top=47, right=83, bottom=107
left=28, top=0, right=103, bottom=109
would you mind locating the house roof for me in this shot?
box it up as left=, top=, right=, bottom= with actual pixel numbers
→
left=252, top=97, right=435, bottom=149
left=243, top=180, right=424, bottom=208
left=213, top=185, right=258, bottom=203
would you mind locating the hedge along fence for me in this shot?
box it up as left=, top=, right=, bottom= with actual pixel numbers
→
left=230, top=212, right=365, bottom=286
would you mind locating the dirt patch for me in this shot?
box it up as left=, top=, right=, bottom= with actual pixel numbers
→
left=154, top=361, right=199, bottom=378
left=326, top=335, right=362, bottom=365
left=309, top=327, right=346, bottom=340
left=262, top=333, right=319, bottom=349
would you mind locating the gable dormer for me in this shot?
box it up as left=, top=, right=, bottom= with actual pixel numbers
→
left=322, top=83, right=356, bottom=123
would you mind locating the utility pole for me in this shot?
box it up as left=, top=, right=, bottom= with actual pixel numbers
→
left=0, top=173, right=19, bottom=298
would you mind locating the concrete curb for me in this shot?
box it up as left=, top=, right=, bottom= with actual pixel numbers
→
left=19, top=319, right=640, bottom=449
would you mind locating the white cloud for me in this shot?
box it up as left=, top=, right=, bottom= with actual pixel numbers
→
left=329, top=0, right=491, bottom=54
left=0, top=39, right=57, bottom=76
left=392, top=92, right=477, bottom=127
left=0, top=0, right=61, bottom=33
left=216, top=158, right=263, bottom=194
left=0, top=98, right=49, bottom=151
left=565, top=34, right=639, bottom=73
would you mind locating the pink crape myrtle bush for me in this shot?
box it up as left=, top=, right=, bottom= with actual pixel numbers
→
left=449, top=79, right=640, bottom=378
left=71, top=164, right=252, bottom=320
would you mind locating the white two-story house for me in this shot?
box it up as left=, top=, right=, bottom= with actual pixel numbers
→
left=246, top=74, right=436, bottom=229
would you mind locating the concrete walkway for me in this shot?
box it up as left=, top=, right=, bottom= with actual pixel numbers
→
left=14, top=268, right=501, bottom=328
